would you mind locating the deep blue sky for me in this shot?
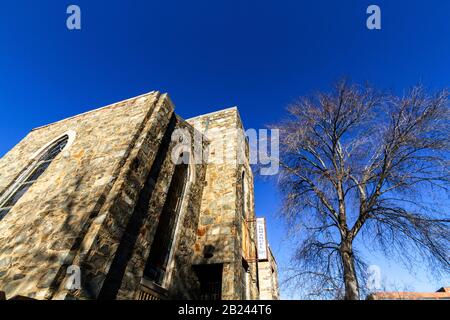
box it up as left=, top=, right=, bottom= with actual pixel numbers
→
left=1, top=1, right=449, bottom=298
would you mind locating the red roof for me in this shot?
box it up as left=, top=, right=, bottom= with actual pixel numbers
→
left=368, top=287, right=450, bottom=300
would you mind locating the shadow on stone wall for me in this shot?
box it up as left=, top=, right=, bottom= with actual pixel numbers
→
left=96, top=116, right=177, bottom=300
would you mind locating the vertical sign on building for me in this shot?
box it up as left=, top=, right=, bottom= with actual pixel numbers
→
left=256, top=217, right=268, bottom=260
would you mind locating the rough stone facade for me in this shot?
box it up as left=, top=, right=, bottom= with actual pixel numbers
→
left=0, top=91, right=278, bottom=300
left=258, top=247, right=280, bottom=300
left=187, top=108, right=259, bottom=300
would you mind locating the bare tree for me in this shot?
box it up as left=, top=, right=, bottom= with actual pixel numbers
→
left=275, top=80, right=450, bottom=300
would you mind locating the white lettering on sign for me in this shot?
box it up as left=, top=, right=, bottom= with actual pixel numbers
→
left=256, top=218, right=268, bottom=260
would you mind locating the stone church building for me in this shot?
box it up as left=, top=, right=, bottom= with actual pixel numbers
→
left=0, top=91, right=279, bottom=300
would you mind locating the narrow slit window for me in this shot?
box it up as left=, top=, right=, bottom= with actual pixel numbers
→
left=241, top=171, right=246, bottom=218
left=143, top=160, right=189, bottom=286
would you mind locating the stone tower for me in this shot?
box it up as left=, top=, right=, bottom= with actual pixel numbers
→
left=187, top=108, right=259, bottom=300
left=0, top=91, right=277, bottom=300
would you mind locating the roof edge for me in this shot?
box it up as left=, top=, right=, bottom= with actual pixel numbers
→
left=185, top=106, right=238, bottom=121
left=31, top=90, right=160, bottom=131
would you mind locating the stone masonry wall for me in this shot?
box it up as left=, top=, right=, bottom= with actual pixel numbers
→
left=0, top=91, right=171, bottom=300
left=258, top=247, right=279, bottom=300
left=187, top=107, right=258, bottom=300
left=58, top=93, right=174, bottom=300
left=237, top=112, right=259, bottom=300
left=112, top=115, right=208, bottom=300
left=164, top=117, right=209, bottom=299
left=0, top=92, right=266, bottom=300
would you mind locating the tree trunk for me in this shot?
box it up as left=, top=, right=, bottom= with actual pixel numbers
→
left=340, top=240, right=360, bottom=300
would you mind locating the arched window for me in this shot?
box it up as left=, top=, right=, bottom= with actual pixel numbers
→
left=0, top=135, right=69, bottom=221
left=143, top=157, right=189, bottom=287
